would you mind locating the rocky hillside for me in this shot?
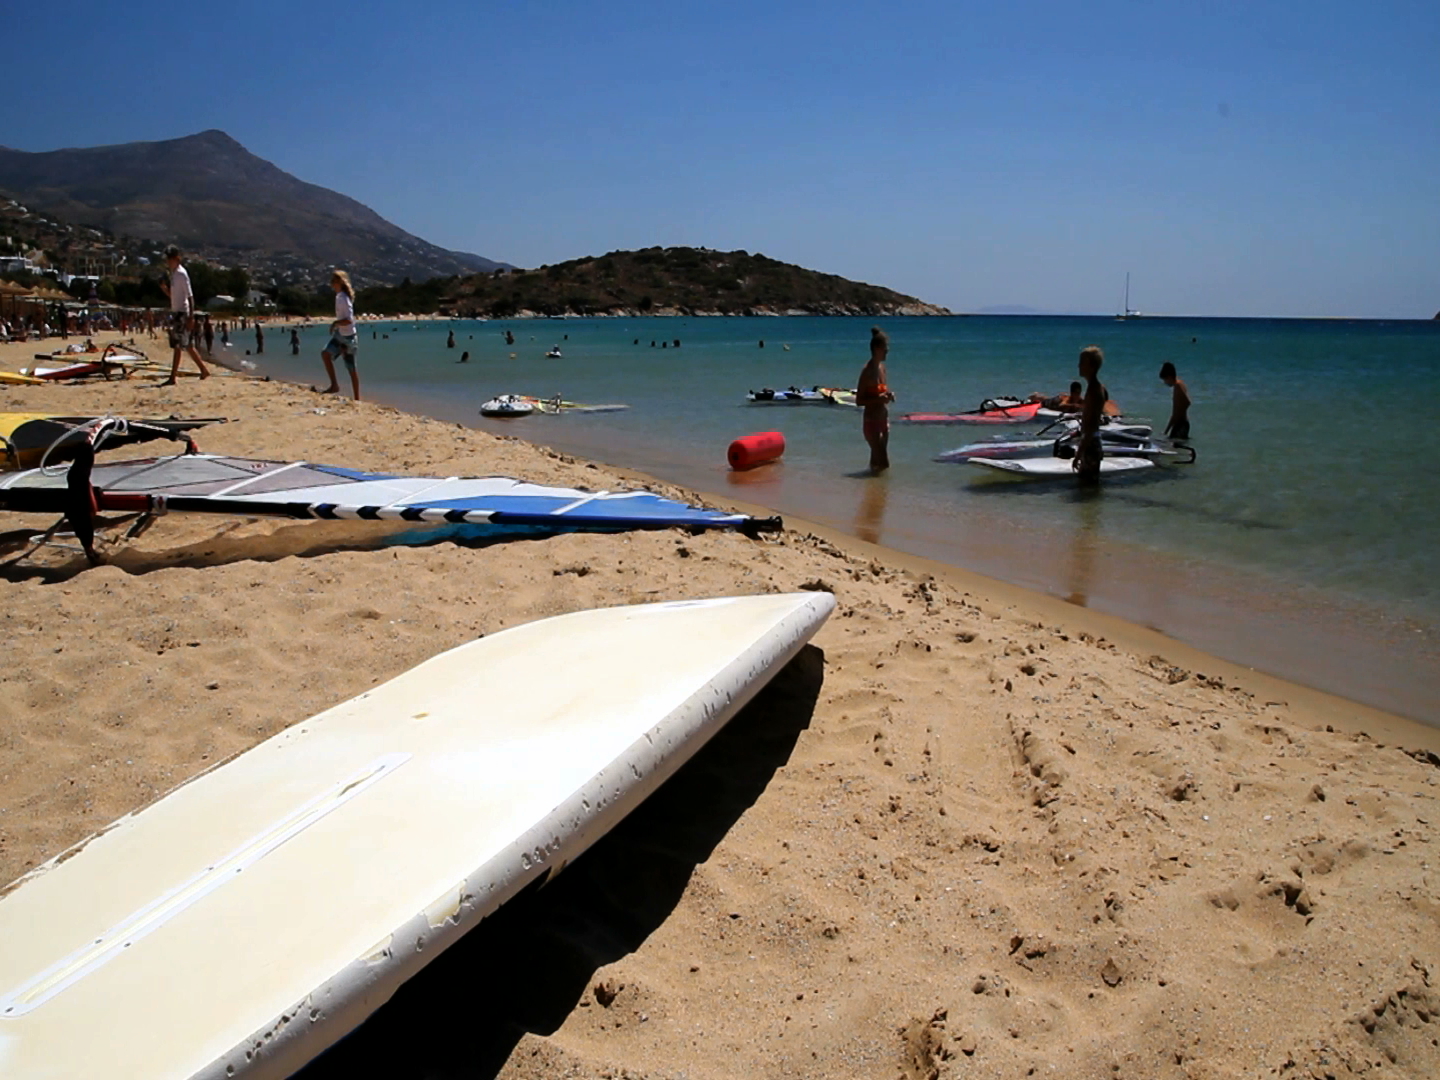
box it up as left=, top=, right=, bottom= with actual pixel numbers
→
left=0, top=130, right=507, bottom=288
left=373, top=246, right=950, bottom=317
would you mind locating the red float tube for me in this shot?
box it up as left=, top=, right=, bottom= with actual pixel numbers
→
left=728, top=431, right=785, bottom=470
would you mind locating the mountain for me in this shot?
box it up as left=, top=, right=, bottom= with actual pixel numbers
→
left=370, top=246, right=951, bottom=318
left=0, top=130, right=507, bottom=287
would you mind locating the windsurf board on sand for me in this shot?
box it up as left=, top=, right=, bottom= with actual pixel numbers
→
left=22, top=355, right=159, bottom=380
left=0, top=591, right=835, bottom=1079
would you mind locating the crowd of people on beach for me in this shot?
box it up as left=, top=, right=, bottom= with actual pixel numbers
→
left=0, top=284, right=265, bottom=348
left=0, top=306, right=126, bottom=343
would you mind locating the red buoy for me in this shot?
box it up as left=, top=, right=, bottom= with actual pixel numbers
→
left=728, top=431, right=785, bottom=470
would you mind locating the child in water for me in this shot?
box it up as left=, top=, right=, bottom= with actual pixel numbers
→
left=1160, top=362, right=1191, bottom=439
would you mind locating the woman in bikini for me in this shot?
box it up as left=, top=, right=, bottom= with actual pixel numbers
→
left=856, top=326, right=895, bottom=472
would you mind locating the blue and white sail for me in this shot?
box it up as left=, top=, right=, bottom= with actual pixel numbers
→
left=0, top=454, right=780, bottom=537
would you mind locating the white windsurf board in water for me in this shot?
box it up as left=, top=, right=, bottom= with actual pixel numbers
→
left=0, top=591, right=834, bottom=1079
left=968, top=455, right=1157, bottom=478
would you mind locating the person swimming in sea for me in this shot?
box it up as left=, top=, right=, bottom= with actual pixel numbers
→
left=855, top=326, right=895, bottom=472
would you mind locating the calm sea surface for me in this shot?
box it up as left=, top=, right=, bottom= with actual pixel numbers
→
left=253, top=315, right=1440, bottom=723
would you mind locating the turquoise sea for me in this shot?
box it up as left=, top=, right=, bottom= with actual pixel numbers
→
left=253, top=315, right=1439, bottom=723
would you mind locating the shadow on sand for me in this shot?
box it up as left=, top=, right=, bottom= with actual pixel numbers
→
left=295, top=643, right=827, bottom=1080
left=0, top=517, right=721, bottom=583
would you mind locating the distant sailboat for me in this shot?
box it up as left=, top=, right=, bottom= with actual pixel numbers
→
left=1116, top=273, right=1142, bottom=320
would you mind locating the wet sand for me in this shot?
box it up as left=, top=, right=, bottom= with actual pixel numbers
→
left=3, top=336, right=1439, bottom=1079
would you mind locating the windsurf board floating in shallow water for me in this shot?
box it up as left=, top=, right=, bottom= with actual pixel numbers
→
left=521, top=395, right=630, bottom=414
left=479, top=394, right=534, bottom=417
left=968, top=455, right=1160, bottom=479
left=746, top=387, right=856, bottom=406
left=0, top=591, right=836, bottom=1079
left=934, top=422, right=1162, bottom=463
left=901, top=398, right=1055, bottom=425
left=0, top=452, right=781, bottom=540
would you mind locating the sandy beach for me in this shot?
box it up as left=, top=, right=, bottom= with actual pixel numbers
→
left=2, top=336, right=1438, bottom=1079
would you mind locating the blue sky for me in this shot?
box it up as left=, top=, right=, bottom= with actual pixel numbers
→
left=4, top=1, right=1438, bottom=317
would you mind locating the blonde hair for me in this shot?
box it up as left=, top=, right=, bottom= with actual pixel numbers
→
left=331, top=269, right=354, bottom=299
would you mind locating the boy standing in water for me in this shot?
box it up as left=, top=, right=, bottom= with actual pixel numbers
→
left=1074, top=345, right=1108, bottom=484
left=1160, top=361, right=1191, bottom=440
left=856, top=326, right=895, bottom=472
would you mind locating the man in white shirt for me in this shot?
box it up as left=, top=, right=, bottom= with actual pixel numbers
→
left=159, top=245, right=211, bottom=385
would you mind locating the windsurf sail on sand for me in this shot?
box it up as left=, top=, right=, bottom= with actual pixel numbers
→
left=0, top=414, right=225, bottom=471
left=21, top=343, right=168, bottom=380
left=0, top=448, right=782, bottom=563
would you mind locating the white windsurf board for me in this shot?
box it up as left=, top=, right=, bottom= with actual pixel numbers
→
left=969, top=455, right=1157, bottom=478
left=0, top=591, right=834, bottom=1079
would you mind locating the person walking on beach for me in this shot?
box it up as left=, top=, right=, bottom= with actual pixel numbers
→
left=1160, top=362, right=1191, bottom=440
left=320, top=269, right=361, bottom=400
left=1074, top=345, right=1109, bottom=484
left=202, top=314, right=215, bottom=356
left=856, top=326, right=895, bottom=472
left=159, top=245, right=211, bottom=385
